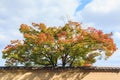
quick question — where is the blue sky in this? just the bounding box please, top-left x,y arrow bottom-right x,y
0,0 -> 120,67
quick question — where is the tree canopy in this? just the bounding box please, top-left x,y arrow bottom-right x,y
2,21 -> 117,67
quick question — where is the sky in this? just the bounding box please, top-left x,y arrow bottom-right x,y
0,0 -> 120,67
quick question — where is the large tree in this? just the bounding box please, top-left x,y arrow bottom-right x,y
2,21 -> 117,67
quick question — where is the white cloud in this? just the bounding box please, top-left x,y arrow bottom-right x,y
0,0 -> 80,40
114,32 -> 120,40
93,49 -> 120,67
85,0 -> 120,14
0,34 -> 6,40
76,0 -> 120,31
0,0 -> 79,26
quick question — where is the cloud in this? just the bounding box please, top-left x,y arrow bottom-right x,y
0,0 -> 79,26
0,0 -> 80,40
84,0 -> 120,14
0,34 -> 6,40
0,0 -> 80,44
76,0 -> 120,32
94,50 -> 120,67
114,32 -> 120,40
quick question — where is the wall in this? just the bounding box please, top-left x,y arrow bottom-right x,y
0,68 -> 120,80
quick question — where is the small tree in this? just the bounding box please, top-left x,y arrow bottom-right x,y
2,21 -> 117,67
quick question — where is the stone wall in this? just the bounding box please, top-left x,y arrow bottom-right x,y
0,67 -> 120,80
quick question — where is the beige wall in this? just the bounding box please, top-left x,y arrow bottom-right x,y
0,69 -> 120,80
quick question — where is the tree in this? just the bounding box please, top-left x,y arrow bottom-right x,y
2,21 -> 117,67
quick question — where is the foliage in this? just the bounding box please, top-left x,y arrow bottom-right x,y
2,21 -> 117,67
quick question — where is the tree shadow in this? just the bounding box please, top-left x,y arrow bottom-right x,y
0,69 -> 90,80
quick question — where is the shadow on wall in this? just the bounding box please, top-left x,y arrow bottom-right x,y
0,70 -> 89,80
